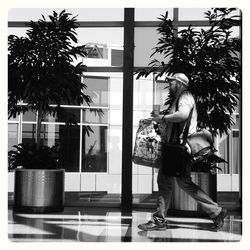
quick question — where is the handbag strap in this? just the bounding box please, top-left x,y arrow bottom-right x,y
169,91 -> 194,144
182,107 -> 193,145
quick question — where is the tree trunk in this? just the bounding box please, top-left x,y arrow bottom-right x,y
36,107 -> 43,150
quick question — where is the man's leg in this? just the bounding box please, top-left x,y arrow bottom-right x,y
176,175 -> 227,230
138,168 -> 174,231
176,175 -> 221,217
152,168 -> 174,221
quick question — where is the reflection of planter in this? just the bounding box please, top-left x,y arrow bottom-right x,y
14,169 -> 65,213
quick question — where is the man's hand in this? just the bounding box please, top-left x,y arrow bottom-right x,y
150,112 -> 163,123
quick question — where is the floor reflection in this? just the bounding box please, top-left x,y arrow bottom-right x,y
8,207 -> 242,242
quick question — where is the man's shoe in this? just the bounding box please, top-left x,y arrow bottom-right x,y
211,209 -> 228,230
138,220 -> 167,231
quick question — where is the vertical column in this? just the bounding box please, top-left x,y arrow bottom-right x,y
121,8 -> 134,209
173,8 -> 179,37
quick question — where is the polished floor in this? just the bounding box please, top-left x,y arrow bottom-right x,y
8,207 -> 242,242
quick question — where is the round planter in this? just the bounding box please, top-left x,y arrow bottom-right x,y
13,168 -> 65,213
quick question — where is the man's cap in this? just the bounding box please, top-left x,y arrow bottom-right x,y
166,73 -> 189,87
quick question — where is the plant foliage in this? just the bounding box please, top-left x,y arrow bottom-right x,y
8,143 -> 59,170
8,10 -> 91,119
8,10 -> 94,169
136,8 -> 241,135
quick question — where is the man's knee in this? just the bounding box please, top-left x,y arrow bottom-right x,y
176,175 -> 192,187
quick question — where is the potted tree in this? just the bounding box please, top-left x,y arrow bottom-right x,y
8,10 -> 92,213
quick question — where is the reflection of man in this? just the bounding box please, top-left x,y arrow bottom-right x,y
138,73 -> 227,231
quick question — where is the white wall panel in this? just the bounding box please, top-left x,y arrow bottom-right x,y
80,174 -> 96,192
8,172 -> 14,192
65,173 -> 80,192
96,174 -> 121,193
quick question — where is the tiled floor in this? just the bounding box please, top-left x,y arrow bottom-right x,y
8,207 -> 242,242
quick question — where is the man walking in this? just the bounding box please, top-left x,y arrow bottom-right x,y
138,73 -> 227,231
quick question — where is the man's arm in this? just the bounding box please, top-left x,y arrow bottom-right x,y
151,105 -> 191,123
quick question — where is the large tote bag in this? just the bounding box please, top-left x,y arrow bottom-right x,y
132,118 -> 167,168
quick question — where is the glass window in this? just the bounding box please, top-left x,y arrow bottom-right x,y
77,28 -> 123,67
9,27 -> 124,68
135,8 -> 173,21
84,77 -> 109,107
8,116 -> 19,121
179,8 -> 241,21
178,26 -> 240,39
232,131 -> 240,174
218,136 -> 230,174
134,27 -> 167,67
22,124 -> 36,145
179,8 -> 212,21
82,126 -> 108,172
156,80 -> 169,109
218,131 -> 240,175
22,110 -> 36,122
178,26 -> 210,33
133,76 -> 154,119
82,109 -> 108,124
77,28 -> 123,46
8,124 -> 19,151
9,8 -> 124,21
43,108 -> 80,123
8,27 -> 28,37
41,124 -> 80,172
233,114 -> 240,129
111,49 -> 123,66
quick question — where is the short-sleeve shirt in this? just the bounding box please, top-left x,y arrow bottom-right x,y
166,91 -> 197,142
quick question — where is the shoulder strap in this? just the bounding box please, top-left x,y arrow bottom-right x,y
182,107 -> 193,145
169,91 -> 194,144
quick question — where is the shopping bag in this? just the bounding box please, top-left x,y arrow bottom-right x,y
132,119 -> 167,168
186,129 -> 227,174
186,129 -> 214,155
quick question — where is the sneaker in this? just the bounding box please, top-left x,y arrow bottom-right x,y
138,220 -> 167,231
211,209 -> 228,230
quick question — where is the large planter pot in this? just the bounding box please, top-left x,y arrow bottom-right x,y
13,168 -> 65,213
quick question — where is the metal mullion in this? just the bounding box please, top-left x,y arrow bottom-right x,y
77,21 -> 124,27
215,135 -> 220,174
8,120 -> 20,124
21,121 -> 37,124
20,114 -> 24,143
8,19 -> 240,29
59,105 -> 82,108
105,76 -> 111,174
8,21 -> 124,28
84,67 -> 123,72
81,106 -> 109,110
17,115 -> 22,144
81,123 -> 108,127
121,8 -> 134,209
173,8 -> 179,37
230,132 -> 234,191
79,109 -> 83,189
40,122 -> 73,126
83,74 -> 110,80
